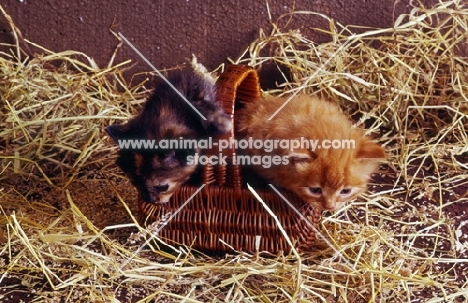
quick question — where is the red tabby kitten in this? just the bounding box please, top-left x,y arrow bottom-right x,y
236,94 -> 385,211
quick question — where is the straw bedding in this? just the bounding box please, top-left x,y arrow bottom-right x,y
1,1 -> 467,302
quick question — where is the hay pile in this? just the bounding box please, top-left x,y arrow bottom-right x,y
1,0 -> 468,302
0,12 -> 150,187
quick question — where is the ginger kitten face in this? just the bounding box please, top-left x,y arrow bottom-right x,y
282,137 -> 385,211
236,94 -> 386,211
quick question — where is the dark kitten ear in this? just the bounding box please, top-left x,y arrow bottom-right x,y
105,124 -> 128,143
203,110 -> 232,135
189,99 -> 232,135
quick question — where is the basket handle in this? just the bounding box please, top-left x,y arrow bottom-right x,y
202,65 -> 261,196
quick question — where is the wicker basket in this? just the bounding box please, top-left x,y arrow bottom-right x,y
139,64 -> 321,253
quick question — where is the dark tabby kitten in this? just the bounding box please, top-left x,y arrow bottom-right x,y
106,70 -> 231,203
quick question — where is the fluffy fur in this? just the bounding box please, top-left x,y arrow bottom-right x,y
236,94 -> 386,211
106,70 -> 232,203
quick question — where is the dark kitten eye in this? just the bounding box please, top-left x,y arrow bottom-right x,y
339,188 -> 352,196
309,187 -> 322,195
153,184 -> 169,193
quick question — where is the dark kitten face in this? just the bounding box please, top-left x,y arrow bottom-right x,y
116,149 -> 197,203
106,70 -> 232,204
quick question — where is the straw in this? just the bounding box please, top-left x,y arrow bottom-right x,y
2,0 -> 468,301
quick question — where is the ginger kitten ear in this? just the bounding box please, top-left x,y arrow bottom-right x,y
356,138 -> 386,160
355,138 -> 386,177
288,150 -> 317,165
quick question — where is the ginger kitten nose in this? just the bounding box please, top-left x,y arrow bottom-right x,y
321,197 -> 337,210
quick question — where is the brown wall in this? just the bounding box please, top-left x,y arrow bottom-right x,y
1,0 -> 437,80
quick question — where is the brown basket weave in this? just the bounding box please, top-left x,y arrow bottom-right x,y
139,64 -> 321,253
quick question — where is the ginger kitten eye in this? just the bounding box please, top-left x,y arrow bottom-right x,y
339,188 -> 352,197
309,187 -> 322,196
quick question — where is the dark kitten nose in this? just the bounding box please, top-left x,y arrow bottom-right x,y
153,184 -> 169,193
